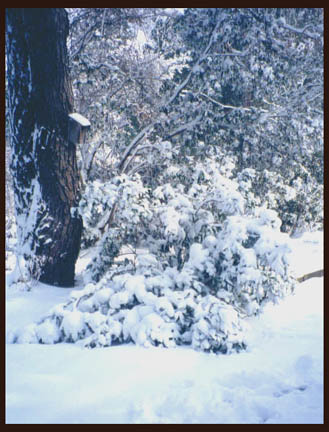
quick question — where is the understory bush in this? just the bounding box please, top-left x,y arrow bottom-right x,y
13,159 -> 296,354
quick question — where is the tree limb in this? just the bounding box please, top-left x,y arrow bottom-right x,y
297,269 -> 323,283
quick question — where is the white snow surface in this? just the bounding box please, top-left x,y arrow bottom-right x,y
69,112 -> 91,127
6,232 -> 323,424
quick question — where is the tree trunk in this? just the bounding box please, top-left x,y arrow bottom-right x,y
6,8 -> 82,287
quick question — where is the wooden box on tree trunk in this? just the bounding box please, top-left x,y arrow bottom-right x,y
68,112 -> 91,145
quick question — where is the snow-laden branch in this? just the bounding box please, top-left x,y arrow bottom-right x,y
247,9 -> 321,41
69,9 -> 186,61
121,135 -> 151,174
122,115 -> 204,174
210,47 -> 250,57
264,89 -> 323,117
277,18 -> 321,41
199,92 -> 269,113
200,92 -> 250,111
129,161 -> 148,176
118,18 -> 221,174
306,93 -> 322,104
263,98 -> 284,110
69,23 -> 99,60
306,106 -> 323,116
164,115 -> 203,140
166,19 -> 220,107
118,122 -> 156,172
81,139 -> 103,181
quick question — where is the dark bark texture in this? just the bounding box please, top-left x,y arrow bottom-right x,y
6,8 -> 82,287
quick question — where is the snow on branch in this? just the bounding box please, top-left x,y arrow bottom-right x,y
166,19 -> 220,106
199,92 -> 269,113
277,18 -> 321,41
118,18 -> 221,173
210,47 -> 250,57
118,122 -> 155,172
164,115 -> 203,140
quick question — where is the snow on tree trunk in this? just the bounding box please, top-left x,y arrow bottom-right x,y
6,8 -> 82,287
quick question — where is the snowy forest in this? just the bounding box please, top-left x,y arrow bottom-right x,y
5,8 -> 323,424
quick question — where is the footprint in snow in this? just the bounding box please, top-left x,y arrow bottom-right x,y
273,385 -> 308,398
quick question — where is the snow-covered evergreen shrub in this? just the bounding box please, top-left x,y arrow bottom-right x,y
84,229 -> 122,282
191,296 -> 246,354
15,159 -> 296,355
79,173 -> 152,281
197,210 -> 295,316
79,173 -> 151,249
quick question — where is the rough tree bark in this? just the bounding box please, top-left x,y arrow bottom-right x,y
6,8 -> 82,287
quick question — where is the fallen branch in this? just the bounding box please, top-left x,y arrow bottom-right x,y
297,269 -> 323,283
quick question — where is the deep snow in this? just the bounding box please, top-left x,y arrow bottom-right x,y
5,231 -> 323,424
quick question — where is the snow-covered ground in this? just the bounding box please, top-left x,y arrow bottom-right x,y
5,232 -> 323,424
